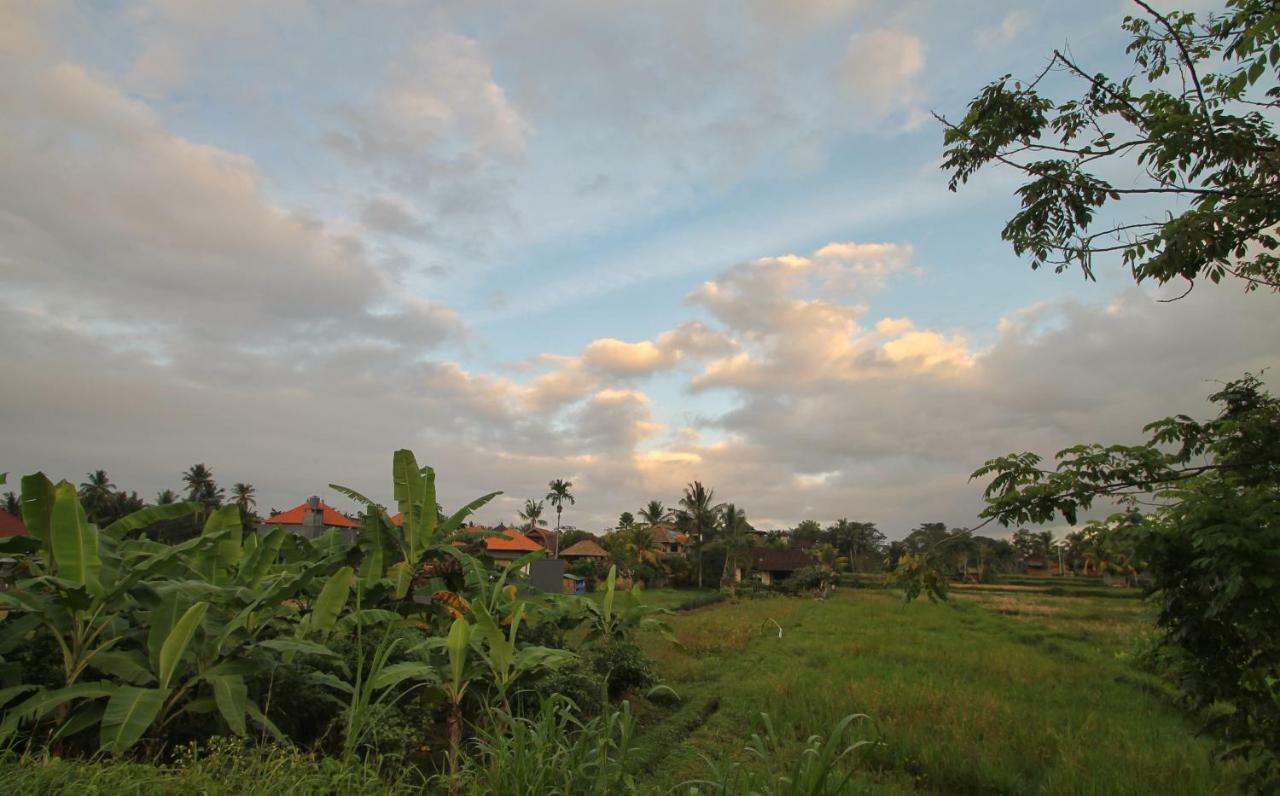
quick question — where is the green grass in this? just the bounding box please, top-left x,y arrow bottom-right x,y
586,587 -> 721,611
630,589 -> 1244,795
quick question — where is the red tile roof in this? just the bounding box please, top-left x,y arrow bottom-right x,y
389,513 -> 403,526
264,501 -> 361,529
0,510 -> 26,538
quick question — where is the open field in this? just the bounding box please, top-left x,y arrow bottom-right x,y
628,587 -> 1244,795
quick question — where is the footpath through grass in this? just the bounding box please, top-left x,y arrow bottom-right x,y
630,588 -> 1244,795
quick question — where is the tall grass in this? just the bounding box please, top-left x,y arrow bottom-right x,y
440,694 -> 638,794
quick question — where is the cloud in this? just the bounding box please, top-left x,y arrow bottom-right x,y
976,10 -> 1030,49
837,29 -> 925,125
328,31 -> 527,168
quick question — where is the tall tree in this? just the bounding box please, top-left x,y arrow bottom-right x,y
182,463 -> 224,515
828,519 -> 884,572
792,519 -> 824,545
718,503 -> 754,590
545,478 -> 575,556
3,491 -> 20,516
677,481 -> 724,590
518,499 -> 544,532
940,0 -> 1280,294
78,470 -> 115,525
616,511 -> 636,531
155,489 -> 178,505
638,500 -> 672,526
231,482 -> 257,512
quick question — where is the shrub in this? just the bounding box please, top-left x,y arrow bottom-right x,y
517,658 -> 605,719
584,639 -> 655,699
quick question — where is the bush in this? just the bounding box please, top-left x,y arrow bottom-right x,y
583,639 -> 656,699
777,566 -> 830,596
518,658 -> 606,719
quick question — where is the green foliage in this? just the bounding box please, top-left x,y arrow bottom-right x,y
941,0 -> 1280,292
687,712 -> 876,796
443,695 -> 637,795
972,375 -> 1280,784
583,639 -> 656,699
887,553 -> 949,603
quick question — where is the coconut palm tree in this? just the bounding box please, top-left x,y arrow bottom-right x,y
155,489 -> 178,505
231,483 -> 256,511
638,500 -> 672,527
718,503 -> 755,590
677,481 -> 724,590
78,470 -> 115,524
812,543 -> 849,598
545,479 -> 575,556
182,463 -> 224,517
518,499 -> 544,532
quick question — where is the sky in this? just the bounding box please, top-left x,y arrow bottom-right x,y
1,0 -> 1275,538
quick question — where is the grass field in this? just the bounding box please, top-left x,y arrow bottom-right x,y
628,586 -> 1244,795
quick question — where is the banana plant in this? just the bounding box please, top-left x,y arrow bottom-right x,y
470,601 -> 574,708
578,566 -> 677,644
329,448 -> 500,600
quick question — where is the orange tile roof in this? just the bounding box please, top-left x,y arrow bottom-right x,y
265,501 -> 361,529
389,513 -> 403,526
0,510 -> 26,538
484,529 -> 543,553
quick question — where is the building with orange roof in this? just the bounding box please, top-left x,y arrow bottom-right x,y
0,510 -> 27,539
263,496 -> 360,543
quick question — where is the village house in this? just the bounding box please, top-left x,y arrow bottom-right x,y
648,523 -> 690,556
734,548 -> 816,586
559,538 -> 608,561
262,496 -> 362,543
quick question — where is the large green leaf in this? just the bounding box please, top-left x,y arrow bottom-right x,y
258,638 -> 340,659
308,566 -> 354,636
0,681 -> 116,741
49,481 -> 102,595
0,613 -> 41,655
238,527 -> 285,588
388,561 -> 415,600
201,506 -> 243,583
19,473 -> 54,545
369,661 -> 437,691
101,502 -> 199,539
326,483 -> 385,513
157,601 -> 209,689
210,675 -> 247,737
146,593 -> 189,675
392,450 -> 424,560
438,491 -> 502,536
446,618 -> 471,694
246,699 -> 288,744
99,686 -> 166,754
357,513 -> 387,590
88,650 -> 155,686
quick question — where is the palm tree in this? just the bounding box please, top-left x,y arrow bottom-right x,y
626,526 -> 663,569
78,470 -> 114,523
829,519 -> 884,573
638,500 -> 672,527
155,489 -> 178,505
231,483 -> 257,511
677,481 -> 724,590
545,479 -> 575,556
518,499 -> 544,532
182,463 -> 224,516
718,503 -> 754,590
